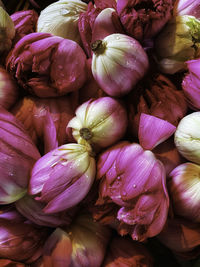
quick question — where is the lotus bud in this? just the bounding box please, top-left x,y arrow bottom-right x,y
173,0 -> 200,19
127,73 -> 187,137
37,0 -> 87,45
182,58 -> 200,110
11,10 -> 38,45
6,32 -> 87,98
29,143 -> 96,213
117,0 -> 173,41
168,162 -> 200,222
94,141 -> 169,241
0,67 -> 18,110
42,213 -> 111,267
11,95 -> 77,154
102,236 -> 154,267
91,8 -> 124,43
91,33 -> 149,97
153,137 -> 185,175
15,194 -> 77,227
158,217 -> 200,259
67,97 -> 128,150
174,112 -> 200,164
0,7 -> 15,53
155,15 -> 200,74
0,215 -> 48,263
0,107 -> 40,204
138,113 -> 176,150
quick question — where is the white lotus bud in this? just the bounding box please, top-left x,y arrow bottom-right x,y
37,0 -> 87,45
174,112 -> 200,164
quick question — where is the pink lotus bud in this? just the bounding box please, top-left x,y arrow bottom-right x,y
6,32 -> 87,98
153,137 -> 185,175
0,107 -> 40,204
173,0 -> 200,19
67,97 -> 127,150
0,214 -> 48,263
182,59 -> 200,110
102,236 -> 154,267
91,8 -> 124,43
11,10 -> 38,45
158,217 -> 200,260
11,95 -> 77,154
127,74 -> 187,137
42,213 -> 111,267
139,113 -> 176,150
91,33 -> 149,97
117,0 -> 173,41
0,67 -> 18,110
78,1 -> 120,57
95,141 -> 169,241
168,162 -> 200,222
15,194 -> 77,227
29,143 -> 96,213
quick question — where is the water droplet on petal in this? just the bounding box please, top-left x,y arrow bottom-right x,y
122,191 -> 127,196
133,184 -> 137,188
117,176 -> 121,181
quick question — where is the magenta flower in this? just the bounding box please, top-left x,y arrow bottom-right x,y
29,143 -> 96,214
158,217 -> 200,260
94,141 -> 169,241
15,194 -> 78,227
41,213 -> 111,267
6,32 -> 87,98
11,10 -> 38,45
0,107 -> 40,204
11,94 -> 78,154
102,236 -> 154,267
182,59 -> 200,110
0,207 -> 48,263
117,0 -> 173,41
127,74 -> 187,137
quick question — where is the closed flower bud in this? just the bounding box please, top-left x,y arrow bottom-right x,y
11,95 -> 77,154
37,0 -> 87,45
11,10 -> 38,45
94,141 -> 169,241
0,67 -> 18,110
182,58 -> 200,110
29,143 -> 96,213
15,194 -> 77,227
174,112 -> 200,164
155,15 -> 200,74
117,0 -> 173,41
0,7 -> 15,53
0,107 -> 40,204
102,236 -> 154,267
127,74 -> 187,137
158,217 -> 200,259
0,214 -> 48,263
67,97 -> 127,150
42,213 -> 111,267
173,0 -> 200,19
6,32 -> 87,98
168,162 -> 200,222
91,33 -> 149,97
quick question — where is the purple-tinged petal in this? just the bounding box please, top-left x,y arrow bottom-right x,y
138,113 -> 176,150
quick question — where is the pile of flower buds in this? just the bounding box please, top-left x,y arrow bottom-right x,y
1,0 -> 200,266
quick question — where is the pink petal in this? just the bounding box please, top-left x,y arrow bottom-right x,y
139,113 -> 176,150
